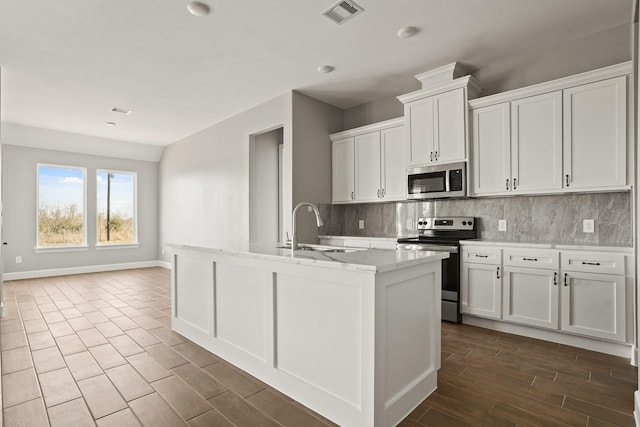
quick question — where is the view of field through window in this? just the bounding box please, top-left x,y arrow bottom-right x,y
97,170 -> 136,244
38,165 -> 86,246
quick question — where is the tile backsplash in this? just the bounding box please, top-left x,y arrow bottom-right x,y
319,192 -> 632,246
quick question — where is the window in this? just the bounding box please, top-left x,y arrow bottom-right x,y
37,164 -> 87,248
97,170 -> 137,245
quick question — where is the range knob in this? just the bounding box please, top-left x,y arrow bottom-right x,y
468,221 -> 473,226
462,221 -> 467,225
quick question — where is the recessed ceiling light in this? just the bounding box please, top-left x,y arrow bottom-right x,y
397,26 -> 419,38
106,122 -> 117,126
111,106 -> 132,115
187,2 -> 211,16
317,65 -> 335,74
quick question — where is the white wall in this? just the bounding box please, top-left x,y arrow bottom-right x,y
250,128 -> 282,242
159,93 -> 292,259
2,144 -> 159,274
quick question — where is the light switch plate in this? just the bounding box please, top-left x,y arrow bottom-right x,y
498,219 -> 507,232
15,256 -> 22,264
583,219 -> 595,233
358,219 -> 365,229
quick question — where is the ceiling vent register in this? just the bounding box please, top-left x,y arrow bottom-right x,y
322,0 -> 363,25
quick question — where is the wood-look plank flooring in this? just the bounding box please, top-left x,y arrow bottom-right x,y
0,267 -> 636,426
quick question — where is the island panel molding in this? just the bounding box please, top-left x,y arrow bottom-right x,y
169,243 -> 447,427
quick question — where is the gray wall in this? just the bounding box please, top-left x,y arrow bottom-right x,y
343,24 -> 632,129
2,144 -> 159,273
319,192 -> 632,247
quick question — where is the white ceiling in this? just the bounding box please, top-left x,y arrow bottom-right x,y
0,0 -> 634,147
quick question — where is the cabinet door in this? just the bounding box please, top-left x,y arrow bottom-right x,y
331,137 -> 355,203
381,125 -> 407,200
461,263 -> 502,319
511,92 -> 562,192
560,271 -> 626,342
433,88 -> 466,163
354,131 -> 382,202
503,267 -> 559,330
471,103 -> 511,195
563,76 -> 627,189
405,96 -> 434,165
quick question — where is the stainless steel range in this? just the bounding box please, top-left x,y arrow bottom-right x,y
397,217 -> 477,323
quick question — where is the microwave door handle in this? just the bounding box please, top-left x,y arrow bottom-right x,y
445,169 -> 451,192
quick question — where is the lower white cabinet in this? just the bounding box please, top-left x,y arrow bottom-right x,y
560,271 -> 626,342
503,266 -> 559,329
461,261 -> 502,319
461,243 -> 631,344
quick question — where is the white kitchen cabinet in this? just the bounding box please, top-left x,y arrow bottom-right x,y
502,249 -> 560,330
355,132 -> 382,202
461,246 -> 502,319
471,91 -> 562,195
331,137 -> 355,203
563,76 -> 627,190
405,88 -> 466,166
560,271 -> 626,342
331,118 -> 406,204
471,103 -> 511,195
381,125 -> 408,200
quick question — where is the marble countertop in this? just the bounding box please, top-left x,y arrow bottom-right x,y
167,241 -> 449,273
460,239 -> 634,253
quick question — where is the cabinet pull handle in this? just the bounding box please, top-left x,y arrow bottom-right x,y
377,189 -> 380,198
513,178 -> 517,190
523,257 -> 538,262
565,174 -> 570,187
563,273 -> 568,286
553,272 -> 557,286
382,188 -> 385,197
475,254 -> 488,258
351,191 -> 354,200
430,151 -> 434,162
496,266 -> 500,279
506,179 -> 510,190
435,151 -> 439,160
582,261 -> 601,266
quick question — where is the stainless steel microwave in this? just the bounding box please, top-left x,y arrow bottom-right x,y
407,161 -> 466,199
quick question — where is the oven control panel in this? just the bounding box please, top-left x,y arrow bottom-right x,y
417,217 -> 475,231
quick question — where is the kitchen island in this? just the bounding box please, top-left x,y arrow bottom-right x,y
168,241 -> 448,427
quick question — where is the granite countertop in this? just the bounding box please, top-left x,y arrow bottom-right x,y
167,241 -> 449,273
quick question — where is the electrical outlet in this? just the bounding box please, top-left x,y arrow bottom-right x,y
583,219 -> 595,233
498,219 -> 507,232
15,256 -> 22,264
358,219 -> 365,229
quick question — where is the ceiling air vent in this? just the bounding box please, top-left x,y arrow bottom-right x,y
322,0 -> 363,25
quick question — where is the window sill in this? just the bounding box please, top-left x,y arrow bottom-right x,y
34,245 -> 89,254
95,243 -> 140,250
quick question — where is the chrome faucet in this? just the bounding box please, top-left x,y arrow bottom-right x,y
291,202 -> 324,250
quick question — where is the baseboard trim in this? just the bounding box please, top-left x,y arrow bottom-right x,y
3,260 -> 170,281
462,315 -> 634,360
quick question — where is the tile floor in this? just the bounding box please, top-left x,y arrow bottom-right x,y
1,267 -> 637,426
1,268 -> 336,426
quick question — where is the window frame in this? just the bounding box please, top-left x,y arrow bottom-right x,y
95,168 -> 139,247
35,163 -> 88,251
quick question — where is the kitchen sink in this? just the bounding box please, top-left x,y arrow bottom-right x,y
277,243 -> 365,253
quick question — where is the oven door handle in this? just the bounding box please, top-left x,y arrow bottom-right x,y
396,244 -> 458,253
445,169 -> 451,193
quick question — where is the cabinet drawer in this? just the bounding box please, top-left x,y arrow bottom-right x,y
561,251 -> 625,275
503,249 -> 559,270
461,247 -> 501,264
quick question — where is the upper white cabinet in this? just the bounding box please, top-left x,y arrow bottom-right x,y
472,92 -> 562,195
331,137 -> 355,203
404,88 -> 466,165
398,63 -> 482,167
331,118 -> 406,204
469,62 -> 632,196
563,76 -> 627,189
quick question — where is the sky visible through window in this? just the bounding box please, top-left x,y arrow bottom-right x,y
97,171 -> 135,244
38,166 -> 84,211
